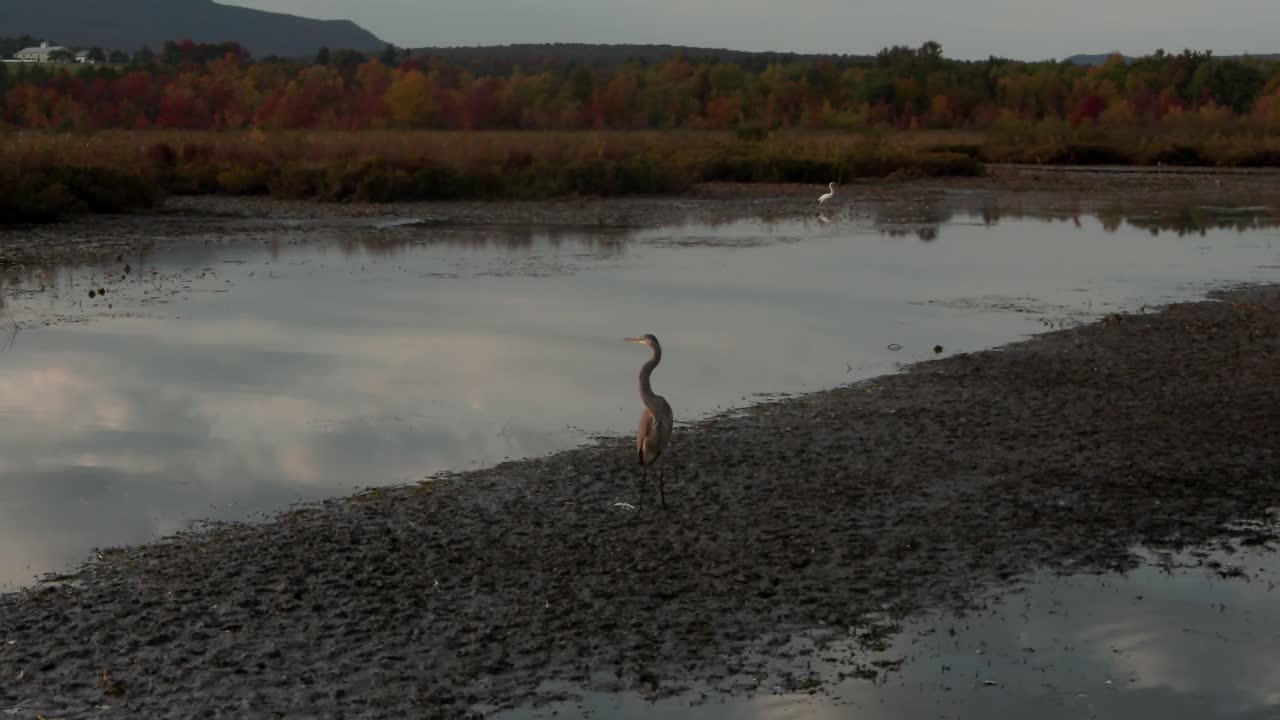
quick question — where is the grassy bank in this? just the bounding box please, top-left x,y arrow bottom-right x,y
982,118 -> 1280,166
1,129 -> 979,223
0,163 -> 163,223
3,125 -> 1280,224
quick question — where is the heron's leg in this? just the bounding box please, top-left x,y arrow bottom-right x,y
658,454 -> 666,508
638,463 -> 647,507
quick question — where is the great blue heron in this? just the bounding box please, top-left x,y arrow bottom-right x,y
818,182 -> 836,204
625,334 -> 673,507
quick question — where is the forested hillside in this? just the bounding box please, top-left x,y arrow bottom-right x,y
3,40 -> 1279,131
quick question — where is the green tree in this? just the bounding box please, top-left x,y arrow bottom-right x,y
568,65 -> 594,105
315,46 -> 331,66
0,35 -> 41,59
1188,59 -> 1267,112
379,43 -> 399,68
329,49 -> 366,78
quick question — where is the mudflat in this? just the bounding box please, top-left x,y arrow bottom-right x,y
2,276 -> 1277,718
6,164 -> 1280,273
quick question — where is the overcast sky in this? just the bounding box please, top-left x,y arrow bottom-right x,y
221,0 -> 1280,61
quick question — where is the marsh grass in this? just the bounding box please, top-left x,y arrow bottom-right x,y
980,116 -> 1280,166
3,124 -> 1279,223
0,129 -> 980,220
0,163 -> 162,224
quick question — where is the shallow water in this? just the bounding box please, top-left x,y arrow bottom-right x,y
494,544 -> 1280,719
0,202 -> 1278,588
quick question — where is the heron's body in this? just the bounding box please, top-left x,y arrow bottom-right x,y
637,397 -> 673,467
626,334 -> 674,507
818,182 -> 836,204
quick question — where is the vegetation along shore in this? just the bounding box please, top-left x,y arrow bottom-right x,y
3,40 -> 1280,222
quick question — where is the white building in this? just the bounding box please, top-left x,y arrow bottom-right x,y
14,41 -> 71,63
74,50 -> 96,64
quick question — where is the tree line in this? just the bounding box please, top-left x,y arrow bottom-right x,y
3,39 -> 1279,131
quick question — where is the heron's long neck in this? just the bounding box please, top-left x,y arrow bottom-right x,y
638,345 -> 662,408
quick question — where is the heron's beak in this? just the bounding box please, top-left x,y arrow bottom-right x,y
623,337 -> 644,344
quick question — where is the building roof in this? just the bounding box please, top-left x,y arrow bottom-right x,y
16,45 -> 68,54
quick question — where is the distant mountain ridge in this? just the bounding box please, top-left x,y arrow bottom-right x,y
0,0 -> 387,58
409,45 -> 1280,70
1063,53 -> 1129,66
407,42 -> 877,69
1064,52 -> 1280,65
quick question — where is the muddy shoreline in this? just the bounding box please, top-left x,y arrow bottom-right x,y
5,165 -> 1280,274
2,278 -> 1278,718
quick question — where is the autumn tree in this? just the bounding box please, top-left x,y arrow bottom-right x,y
385,68 -> 435,126
349,59 -> 390,128
1,40 -> 1279,133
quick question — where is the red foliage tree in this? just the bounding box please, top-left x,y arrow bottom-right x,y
1070,94 -> 1105,125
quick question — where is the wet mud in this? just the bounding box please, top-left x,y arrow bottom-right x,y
2,281 -> 1278,718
